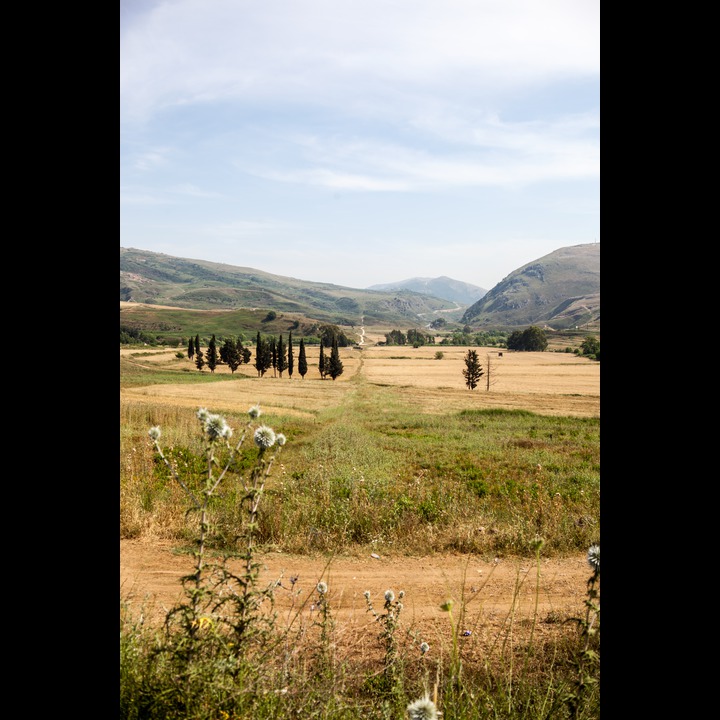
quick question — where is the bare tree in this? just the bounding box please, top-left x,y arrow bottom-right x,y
485,353 -> 500,391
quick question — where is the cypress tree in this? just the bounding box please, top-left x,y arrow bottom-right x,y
222,337 -> 241,373
271,337 -> 277,377
187,337 -> 195,361
318,340 -> 326,379
298,338 -> 308,379
255,332 -> 265,376
206,334 -> 218,373
195,347 -> 205,372
287,332 -> 294,378
194,334 -> 200,356
277,335 -> 287,377
328,337 -> 344,380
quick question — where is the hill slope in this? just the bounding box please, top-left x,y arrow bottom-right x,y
120,247 -> 459,326
461,244 -> 600,330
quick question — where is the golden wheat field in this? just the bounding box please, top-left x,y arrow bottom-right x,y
120,340 -> 599,418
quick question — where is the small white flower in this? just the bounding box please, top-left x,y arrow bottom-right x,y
248,404 -> 262,419
363,590 -> 371,600
587,544 -> 600,573
407,695 -> 439,720
317,582 -> 328,595
420,642 -> 430,654
254,425 -> 276,449
276,433 -> 287,446
196,408 -> 210,423
148,426 -> 161,441
384,589 -> 395,603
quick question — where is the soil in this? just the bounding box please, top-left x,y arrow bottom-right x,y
120,540 -> 593,654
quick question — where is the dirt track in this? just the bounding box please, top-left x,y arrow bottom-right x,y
121,540 -> 593,653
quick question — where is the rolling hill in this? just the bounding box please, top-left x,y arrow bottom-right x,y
461,243 -> 599,330
120,243 -> 599,334
120,247 -> 461,327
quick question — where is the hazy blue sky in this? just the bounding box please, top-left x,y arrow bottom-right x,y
120,0 -> 599,291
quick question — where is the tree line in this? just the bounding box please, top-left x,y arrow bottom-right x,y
186,332 -> 344,380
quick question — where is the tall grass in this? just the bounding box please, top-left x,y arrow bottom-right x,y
120,406 -> 600,719
121,398 -> 599,555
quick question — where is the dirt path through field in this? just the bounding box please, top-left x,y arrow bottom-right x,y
121,540 -> 592,653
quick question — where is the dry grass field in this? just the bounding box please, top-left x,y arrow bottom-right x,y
120,340 -> 599,419
121,338 -> 600,667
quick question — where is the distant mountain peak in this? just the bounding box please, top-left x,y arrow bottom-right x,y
366,277 -> 487,306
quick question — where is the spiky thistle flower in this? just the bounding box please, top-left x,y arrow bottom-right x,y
204,413 -> 232,441
587,544 -> 600,574
420,642 -> 430,654
407,695 -> 439,720
384,589 -> 395,603
317,582 -> 328,595
254,425 -> 276,449
248,404 -> 262,419
148,426 -> 161,441
276,433 -> 287,446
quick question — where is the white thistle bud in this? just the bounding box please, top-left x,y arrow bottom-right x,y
254,425 -> 276,449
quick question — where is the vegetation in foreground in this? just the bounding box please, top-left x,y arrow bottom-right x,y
120,407 -> 600,720
121,390 -> 599,555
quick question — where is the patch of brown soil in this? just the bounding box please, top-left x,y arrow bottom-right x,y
121,540 -> 592,654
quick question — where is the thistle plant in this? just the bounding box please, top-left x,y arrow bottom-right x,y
148,404 -> 286,671
406,694 -> 440,720
566,543 -> 600,718
309,580 -> 338,678
364,588 -> 407,706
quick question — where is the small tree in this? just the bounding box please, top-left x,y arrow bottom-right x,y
194,334 -> 200,357
385,329 -> 406,346
187,337 -> 195,361
206,335 -> 218,373
581,336 -> 600,357
195,347 -> 205,372
328,337 -> 344,380
298,338 -> 308,379
507,326 -> 548,352
463,349 -> 484,390
241,345 -> 252,364
221,337 -> 241,373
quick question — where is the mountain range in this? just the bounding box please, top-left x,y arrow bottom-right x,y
120,243 -> 599,330
366,277 -> 486,306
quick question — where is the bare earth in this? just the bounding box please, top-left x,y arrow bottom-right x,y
120,541 -> 592,654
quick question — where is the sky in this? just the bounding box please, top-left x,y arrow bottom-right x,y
120,0 -> 599,291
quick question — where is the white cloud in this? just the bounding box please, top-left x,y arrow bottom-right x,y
120,0 -> 599,124
120,0 -> 600,290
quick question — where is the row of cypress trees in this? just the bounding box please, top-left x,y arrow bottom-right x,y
186,332 -> 344,380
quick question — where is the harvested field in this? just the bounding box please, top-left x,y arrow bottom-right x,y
120,342 -> 599,418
